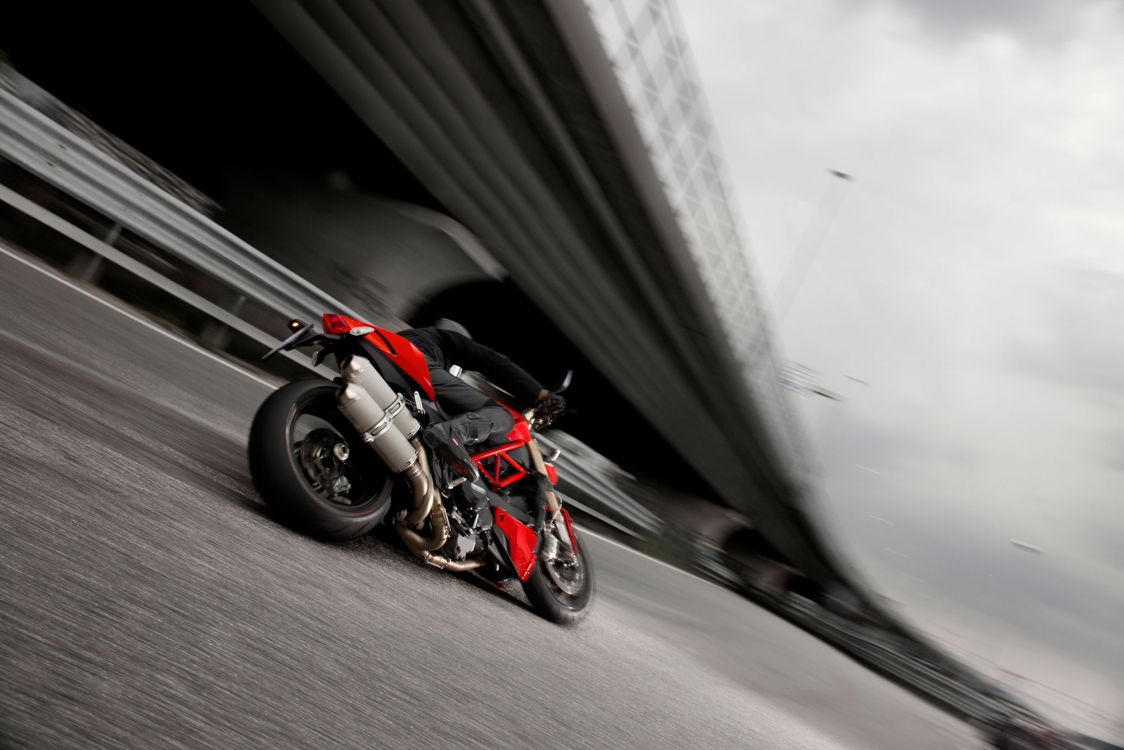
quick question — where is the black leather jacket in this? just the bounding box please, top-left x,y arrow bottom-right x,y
398,327 -> 544,408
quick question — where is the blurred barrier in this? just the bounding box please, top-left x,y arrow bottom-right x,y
537,431 -> 664,538
0,74 -> 359,329
775,594 -> 1039,727
0,182 -> 334,379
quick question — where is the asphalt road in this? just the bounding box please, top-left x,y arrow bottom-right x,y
0,245 -> 979,749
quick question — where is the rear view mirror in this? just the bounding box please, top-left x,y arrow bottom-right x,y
555,370 -> 573,393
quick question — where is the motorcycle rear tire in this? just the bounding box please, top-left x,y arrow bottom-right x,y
523,526 -> 594,625
248,380 -> 393,541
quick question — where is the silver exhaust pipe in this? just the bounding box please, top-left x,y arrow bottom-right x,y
337,384 -> 418,472
400,441 -> 437,527
395,441 -> 485,572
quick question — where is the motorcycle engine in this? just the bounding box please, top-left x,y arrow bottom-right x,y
459,482 -> 495,531
446,529 -> 479,561
443,485 -> 492,561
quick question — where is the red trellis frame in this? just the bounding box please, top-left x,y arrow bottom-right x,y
470,442 -> 529,490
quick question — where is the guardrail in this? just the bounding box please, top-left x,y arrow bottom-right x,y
777,594 -> 1015,723
0,182 -> 336,379
0,76 -> 361,327
537,431 -> 664,538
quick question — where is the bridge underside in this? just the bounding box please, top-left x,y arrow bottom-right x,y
251,0 -> 844,581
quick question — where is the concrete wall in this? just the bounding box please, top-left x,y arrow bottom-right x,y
218,170 -> 504,327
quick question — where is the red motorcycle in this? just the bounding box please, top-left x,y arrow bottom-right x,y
248,313 -> 593,624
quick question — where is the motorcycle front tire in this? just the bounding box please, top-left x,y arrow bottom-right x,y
523,526 -> 595,625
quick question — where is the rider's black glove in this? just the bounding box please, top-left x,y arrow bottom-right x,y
538,392 -> 566,413
531,392 -> 567,429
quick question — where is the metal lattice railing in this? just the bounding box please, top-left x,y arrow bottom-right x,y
583,0 -> 813,478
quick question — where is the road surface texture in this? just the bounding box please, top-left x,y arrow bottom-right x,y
0,245 -> 979,749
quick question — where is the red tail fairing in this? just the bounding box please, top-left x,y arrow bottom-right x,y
321,314 -> 435,400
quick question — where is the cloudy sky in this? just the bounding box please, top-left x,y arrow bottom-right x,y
676,0 -> 1124,737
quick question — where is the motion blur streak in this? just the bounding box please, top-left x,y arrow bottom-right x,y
0,245 -> 973,748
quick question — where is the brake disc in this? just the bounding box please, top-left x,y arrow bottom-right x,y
543,530 -> 585,596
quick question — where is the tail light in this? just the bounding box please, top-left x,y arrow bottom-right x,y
323,313 -> 352,334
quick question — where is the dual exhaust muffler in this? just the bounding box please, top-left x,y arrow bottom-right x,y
336,356 -> 420,470
335,356 -> 483,572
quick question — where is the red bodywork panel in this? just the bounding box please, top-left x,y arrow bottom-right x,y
321,314 -> 435,400
493,508 -> 538,582
544,463 -> 558,485
501,405 -> 531,443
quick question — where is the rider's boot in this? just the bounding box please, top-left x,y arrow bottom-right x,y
423,412 -> 492,482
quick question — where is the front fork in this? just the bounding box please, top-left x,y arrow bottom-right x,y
523,435 -> 579,558
524,437 -> 562,522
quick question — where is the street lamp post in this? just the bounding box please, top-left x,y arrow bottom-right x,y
772,168 -> 854,324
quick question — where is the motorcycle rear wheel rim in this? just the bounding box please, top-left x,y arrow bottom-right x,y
287,396 -> 389,511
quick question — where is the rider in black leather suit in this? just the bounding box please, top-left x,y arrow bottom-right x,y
398,319 -> 563,479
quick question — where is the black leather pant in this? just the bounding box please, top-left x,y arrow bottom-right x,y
428,367 -> 514,446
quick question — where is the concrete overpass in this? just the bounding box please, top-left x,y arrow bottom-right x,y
247,0 -> 842,581
0,0 -> 850,587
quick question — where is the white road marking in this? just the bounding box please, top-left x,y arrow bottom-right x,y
0,242 -> 278,390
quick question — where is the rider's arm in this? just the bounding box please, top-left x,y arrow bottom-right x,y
437,331 -> 545,408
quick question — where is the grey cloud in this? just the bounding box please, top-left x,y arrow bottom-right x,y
1107,444 -> 1124,477
814,413 -> 928,471
882,0 -> 1110,45
1005,269 -> 1124,395
1084,515 -> 1124,571
818,443 -> 1124,680
856,511 -> 1124,678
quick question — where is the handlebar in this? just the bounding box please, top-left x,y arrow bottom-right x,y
528,397 -> 568,431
